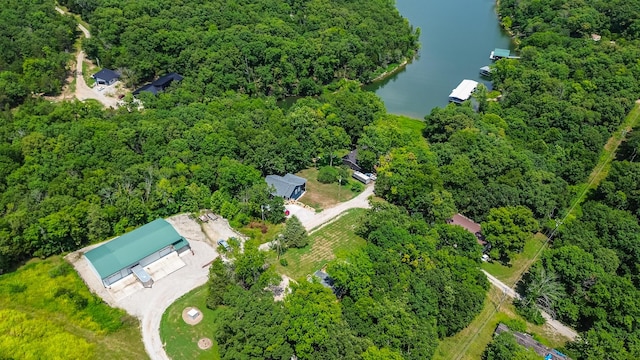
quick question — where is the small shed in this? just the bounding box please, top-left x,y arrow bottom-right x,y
313,270 -> 335,290
265,173 -> 306,200
92,69 -> 120,85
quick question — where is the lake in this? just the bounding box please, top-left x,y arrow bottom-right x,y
363,0 -> 514,119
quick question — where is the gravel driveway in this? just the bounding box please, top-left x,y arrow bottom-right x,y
287,184 -> 375,231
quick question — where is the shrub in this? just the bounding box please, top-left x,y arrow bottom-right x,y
48,263 -> 72,278
514,300 -> 545,325
317,166 -> 339,183
503,318 -> 527,332
280,258 -> 289,267
350,181 -> 364,193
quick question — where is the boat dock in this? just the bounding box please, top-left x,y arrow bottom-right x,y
449,79 -> 478,104
490,48 -> 520,60
480,66 -> 492,77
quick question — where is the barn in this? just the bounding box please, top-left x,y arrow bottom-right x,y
84,219 -> 190,287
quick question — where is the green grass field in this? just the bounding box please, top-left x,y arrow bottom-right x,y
392,113 -> 426,132
481,233 -> 547,287
160,286 -> 222,360
296,168 -> 361,211
0,257 -> 147,359
273,208 -> 367,280
433,286 -> 569,360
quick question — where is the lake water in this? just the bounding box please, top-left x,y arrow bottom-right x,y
364,0 -> 514,119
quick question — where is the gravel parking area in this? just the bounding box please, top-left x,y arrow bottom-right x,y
66,213 -> 232,360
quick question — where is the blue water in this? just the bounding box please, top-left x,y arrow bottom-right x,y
364,0 -> 514,118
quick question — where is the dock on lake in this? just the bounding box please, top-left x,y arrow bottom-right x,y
490,48 -> 520,60
449,79 -> 478,104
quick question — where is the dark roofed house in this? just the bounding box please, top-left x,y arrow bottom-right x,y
342,149 -> 361,172
152,72 -> 183,89
448,213 -> 489,250
84,218 -> 189,287
132,83 -> 160,96
92,69 -> 120,85
265,173 -> 306,200
133,72 -> 183,96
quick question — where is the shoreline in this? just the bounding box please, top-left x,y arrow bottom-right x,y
368,53 -> 415,83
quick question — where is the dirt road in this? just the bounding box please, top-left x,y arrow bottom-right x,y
481,270 -> 578,341
55,6 -> 119,108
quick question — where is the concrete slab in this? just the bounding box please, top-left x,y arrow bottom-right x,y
108,274 -> 143,302
144,252 -> 186,280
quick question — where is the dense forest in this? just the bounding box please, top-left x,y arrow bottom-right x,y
3,0 -> 640,358
59,0 -> 419,98
0,0 -> 77,107
0,83 -> 385,271
205,202 -> 487,359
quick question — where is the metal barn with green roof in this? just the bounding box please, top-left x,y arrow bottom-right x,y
84,218 -> 189,287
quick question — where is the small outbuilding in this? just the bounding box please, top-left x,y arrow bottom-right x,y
352,171 -> 371,184
265,173 -> 306,200
84,218 -> 190,287
92,69 -> 120,85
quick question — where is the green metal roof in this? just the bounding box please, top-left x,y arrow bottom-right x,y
493,48 -> 511,57
84,218 -> 187,279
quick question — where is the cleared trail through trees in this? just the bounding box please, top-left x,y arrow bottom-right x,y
456,102 -> 640,360
482,270 -> 578,340
54,6 -> 119,108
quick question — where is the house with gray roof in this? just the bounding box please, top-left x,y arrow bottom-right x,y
265,173 -> 306,200
92,69 -> 120,85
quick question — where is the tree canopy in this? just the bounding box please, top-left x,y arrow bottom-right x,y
0,0 -> 76,107
60,0 -> 419,98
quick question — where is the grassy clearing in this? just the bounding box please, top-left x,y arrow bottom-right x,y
273,208 -> 366,280
0,256 -> 146,359
481,233 -> 547,287
434,286 -> 569,360
392,113 -> 426,133
160,286 -> 222,360
296,168 -> 361,211
239,221 -> 284,246
84,60 -> 98,87
589,102 -> 640,187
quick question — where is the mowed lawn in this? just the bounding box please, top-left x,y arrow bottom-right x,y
481,232 -> 547,287
274,208 -> 367,280
160,286 -> 222,360
296,168 -> 361,211
434,286 -> 570,360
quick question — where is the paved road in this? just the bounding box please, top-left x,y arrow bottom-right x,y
55,6 -> 119,108
481,270 -> 578,341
